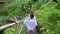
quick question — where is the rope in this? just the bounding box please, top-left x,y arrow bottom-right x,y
18,17 -> 26,34
18,25 -> 24,34
13,16 -> 26,34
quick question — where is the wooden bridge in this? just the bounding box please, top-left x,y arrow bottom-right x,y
0,16 -> 24,34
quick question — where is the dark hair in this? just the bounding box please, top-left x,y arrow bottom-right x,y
30,10 -> 34,19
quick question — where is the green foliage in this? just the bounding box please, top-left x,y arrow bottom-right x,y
48,13 -> 60,22
56,4 -> 60,9
0,17 -> 7,26
35,0 -> 60,34
0,11 -> 8,16
0,2 -> 4,4
55,0 -> 60,9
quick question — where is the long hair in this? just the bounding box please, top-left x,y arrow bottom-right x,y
30,10 -> 34,19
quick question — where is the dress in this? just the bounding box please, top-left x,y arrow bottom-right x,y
24,16 -> 37,34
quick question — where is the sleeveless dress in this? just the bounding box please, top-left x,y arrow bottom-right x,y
24,16 -> 37,34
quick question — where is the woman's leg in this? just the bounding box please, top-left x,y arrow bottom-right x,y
26,30 -> 29,34
29,29 -> 37,34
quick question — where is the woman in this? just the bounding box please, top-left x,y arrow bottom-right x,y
24,10 -> 38,34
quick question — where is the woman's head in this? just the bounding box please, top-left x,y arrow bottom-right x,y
30,10 -> 34,19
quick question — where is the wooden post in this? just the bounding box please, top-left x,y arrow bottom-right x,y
13,16 -> 19,34
0,22 -> 16,31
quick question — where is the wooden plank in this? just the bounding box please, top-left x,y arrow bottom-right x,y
0,21 -> 22,31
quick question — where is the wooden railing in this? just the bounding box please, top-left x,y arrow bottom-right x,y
0,16 -> 23,31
